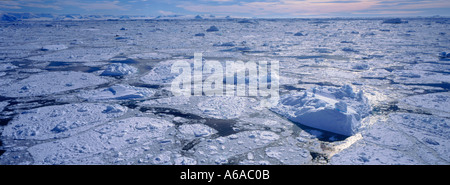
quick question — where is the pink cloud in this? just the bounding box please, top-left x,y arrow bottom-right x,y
180,0 -> 379,16
61,0 -> 128,11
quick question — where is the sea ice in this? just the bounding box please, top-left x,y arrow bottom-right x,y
193,130 -> 280,164
27,117 -> 174,164
330,112 -> 450,164
382,18 -> 407,24
177,124 -> 217,140
41,44 -> 68,51
197,96 -> 249,119
2,103 -> 127,140
399,92 -> 450,116
174,156 -> 197,165
100,63 -> 138,76
271,85 -> 370,136
27,47 -> 120,62
0,101 -> 8,112
0,71 -> 108,97
265,145 -> 311,165
206,26 -> 219,32
0,63 -> 18,71
293,32 -> 305,36
79,84 -> 155,101
129,52 -> 171,60
141,60 -> 183,85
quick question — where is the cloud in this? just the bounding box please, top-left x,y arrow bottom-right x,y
352,10 -> 423,15
158,10 -> 176,15
0,0 -> 62,10
180,0 -> 378,16
60,0 -> 128,11
0,1 -> 22,10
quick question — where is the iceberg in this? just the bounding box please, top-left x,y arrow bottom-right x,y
206,26 -> 219,32
271,85 -> 370,136
79,84 -> 155,101
294,32 -> 305,36
101,63 -> 137,76
382,18 -> 407,24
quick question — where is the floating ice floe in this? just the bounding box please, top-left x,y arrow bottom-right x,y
399,92 -> 450,116
193,130 -> 280,164
101,63 -> 137,76
382,18 -> 408,24
197,96 -> 249,119
352,63 -> 369,70
237,19 -> 255,24
331,113 -> 450,164
129,52 -> 171,60
213,42 -> 236,47
79,84 -> 155,101
27,47 -> 120,62
2,103 -> 126,140
265,145 -> 311,165
0,101 -> 8,112
294,32 -> 306,36
141,60 -> 184,85
0,71 -> 108,97
271,85 -> 370,136
177,124 -> 217,140
206,26 -> 219,32
41,44 -> 68,51
27,117 -> 174,164
0,63 -> 17,71
174,156 -> 197,165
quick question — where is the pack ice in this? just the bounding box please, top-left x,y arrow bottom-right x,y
3,103 -> 126,140
0,71 -> 107,97
271,85 -> 370,136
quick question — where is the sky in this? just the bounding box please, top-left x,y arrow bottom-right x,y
1,0 -> 450,18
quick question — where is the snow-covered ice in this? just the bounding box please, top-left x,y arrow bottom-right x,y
79,84 -> 155,101
101,63 -> 137,76
41,44 -> 68,51
177,124 -> 217,140
197,96 -> 249,119
27,117 -> 174,164
3,103 -> 126,140
0,71 -> 107,97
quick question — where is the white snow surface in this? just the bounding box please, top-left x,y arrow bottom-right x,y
197,96 -> 249,119
0,71 -> 108,97
79,84 -> 155,101
27,117 -> 174,164
3,103 -> 127,140
193,130 -> 280,164
41,44 -> 68,51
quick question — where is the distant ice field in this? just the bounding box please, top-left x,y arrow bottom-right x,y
0,18 -> 449,165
